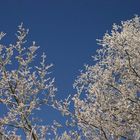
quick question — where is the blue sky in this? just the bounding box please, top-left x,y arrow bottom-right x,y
0,0 -> 140,99
0,0 -> 140,137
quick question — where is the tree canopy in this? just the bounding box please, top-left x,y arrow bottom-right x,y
73,16 -> 140,140
0,16 -> 140,140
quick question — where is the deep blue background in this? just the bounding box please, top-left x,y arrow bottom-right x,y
0,0 -> 140,138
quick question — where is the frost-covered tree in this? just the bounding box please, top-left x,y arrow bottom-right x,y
1,16 -> 140,140
0,23 -> 81,140
73,16 -> 140,140
0,24 -> 58,140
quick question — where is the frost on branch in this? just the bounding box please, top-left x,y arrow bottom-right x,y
0,23 -> 57,140
74,16 -> 140,140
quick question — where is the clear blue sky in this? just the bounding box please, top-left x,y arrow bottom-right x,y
0,0 -> 140,137
0,0 -> 140,98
